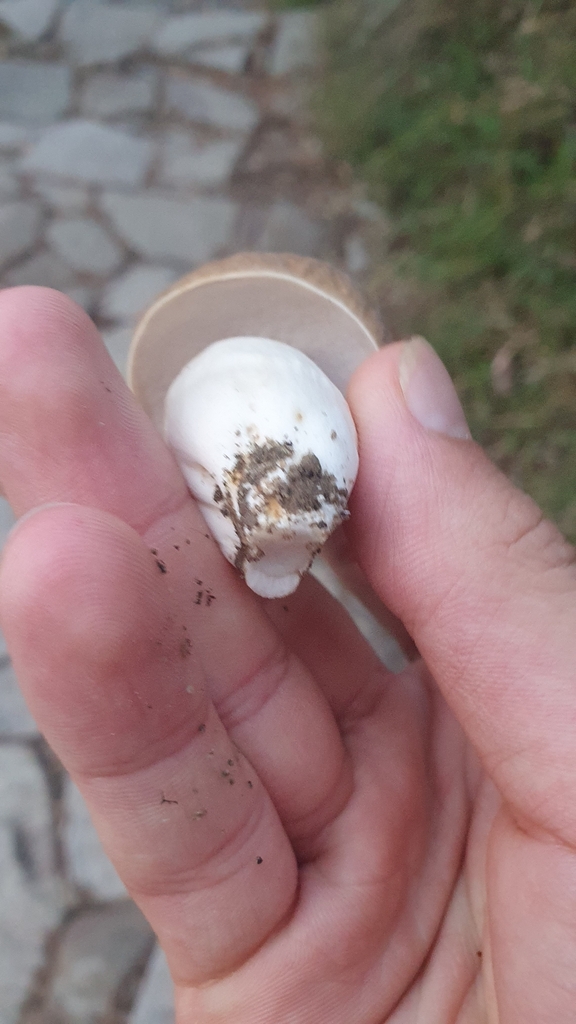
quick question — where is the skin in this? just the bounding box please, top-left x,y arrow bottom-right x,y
1,287 -> 575,1023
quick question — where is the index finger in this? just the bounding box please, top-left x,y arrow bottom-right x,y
0,286 -> 188,524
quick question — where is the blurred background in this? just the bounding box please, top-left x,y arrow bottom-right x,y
307,0 -> 576,543
0,0 -> 574,1022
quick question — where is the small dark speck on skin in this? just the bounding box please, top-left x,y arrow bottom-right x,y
247,780 -> 253,788
283,605 -> 289,612
151,549 -> 158,556
146,704 -> 153,710
221,770 -> 231,778
257,857 -> 263,865
156,559 -> 167,574
198,723 -> 206,733
195,580 -> 203,586
227,759 -> 234,767
161,793 -> 178,806
174,545 -> 180,551
331,430 -> 337,440
180,637 -> 192,658
229,778 -> 235,785
205,534 -> 210,540
477,951 -> 482,959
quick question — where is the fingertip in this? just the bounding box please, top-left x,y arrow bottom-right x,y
0,284 -> 91,321
0,285 -> 99,355
348,341 -> 405,421
0,281 -> 187,525
347,340 -> 434,578
0,501 -> 70,602
0,501 -> 205,777
0,502 -> 152,672
346,334 -> 576,646
0,503 -> 85,677
349,337 -> 472,444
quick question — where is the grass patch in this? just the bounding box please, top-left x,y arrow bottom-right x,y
311,0 -> 576,540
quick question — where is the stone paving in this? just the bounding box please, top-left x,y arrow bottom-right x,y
0,2 -> 395,1021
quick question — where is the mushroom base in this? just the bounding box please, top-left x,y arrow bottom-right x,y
196,491 -> 341,598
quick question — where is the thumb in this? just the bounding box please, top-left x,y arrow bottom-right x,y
348,338 -> 576,842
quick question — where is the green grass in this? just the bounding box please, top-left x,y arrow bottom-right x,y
302,0 -> 576,539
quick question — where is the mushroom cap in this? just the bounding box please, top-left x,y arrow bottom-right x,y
128,252 -> 382,431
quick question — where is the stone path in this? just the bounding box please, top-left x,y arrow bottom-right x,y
0,2 -> 393,1021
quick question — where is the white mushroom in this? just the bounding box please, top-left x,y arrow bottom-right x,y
128,252 -> 381,598
164,336 -> 359,598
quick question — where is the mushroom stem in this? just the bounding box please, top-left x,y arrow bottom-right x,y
164,336 -> 359,598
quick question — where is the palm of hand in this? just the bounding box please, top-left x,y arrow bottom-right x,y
1,289 -> 575,1024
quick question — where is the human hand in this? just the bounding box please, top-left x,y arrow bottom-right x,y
1,288 -> 575,1023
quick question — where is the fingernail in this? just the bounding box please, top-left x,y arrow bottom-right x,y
399,337 -> 471,440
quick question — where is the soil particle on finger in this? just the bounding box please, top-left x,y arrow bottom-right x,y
179,637 -> 192,658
